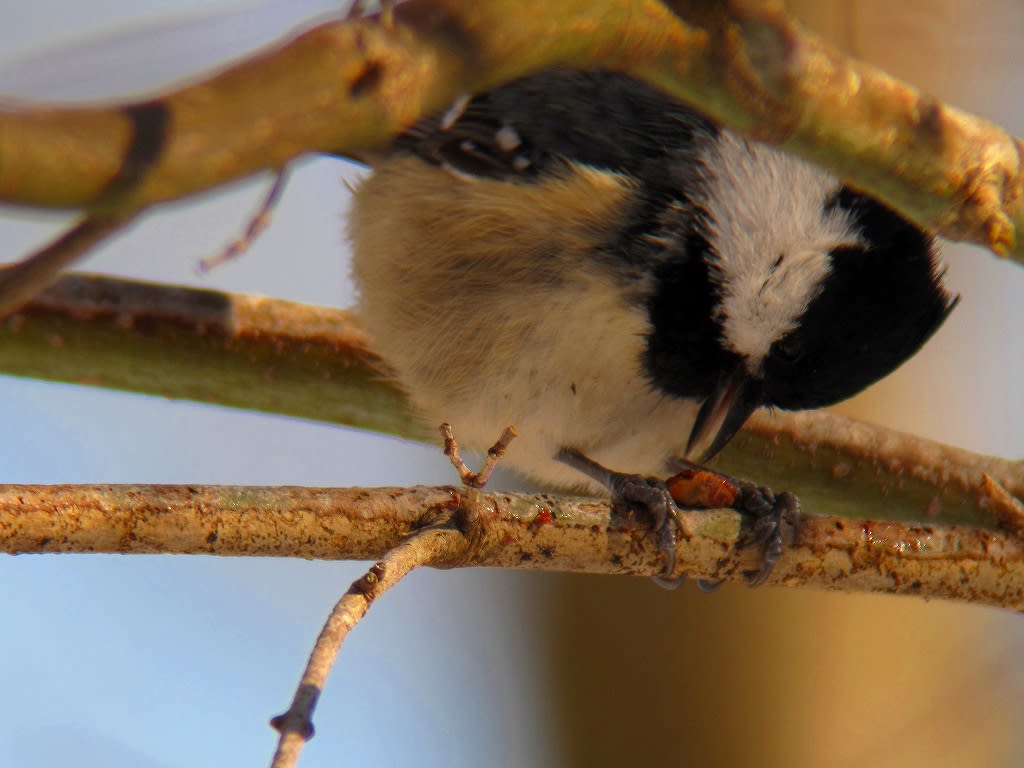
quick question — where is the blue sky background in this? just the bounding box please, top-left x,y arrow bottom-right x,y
3,2 -> 1024,767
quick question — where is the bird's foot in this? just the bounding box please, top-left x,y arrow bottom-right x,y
557,448 -> 685,588
558,449 -> 798,588
667,461 -> 799,587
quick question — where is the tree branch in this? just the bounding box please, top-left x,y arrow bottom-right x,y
0,271 -> 420,439
3,271 -> 1021,535
0,214 -> 135,317
3,8 -> 1021,763
268,522 -> 468,768
1,0 -> 1021,262
1,481 -> 1022,610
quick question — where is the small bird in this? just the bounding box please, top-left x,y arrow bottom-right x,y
348,69 -> 956,578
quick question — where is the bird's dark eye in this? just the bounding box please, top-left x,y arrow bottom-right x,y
774,335 -> 804,364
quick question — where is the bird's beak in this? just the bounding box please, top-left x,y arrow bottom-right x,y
685,363 -> 763,463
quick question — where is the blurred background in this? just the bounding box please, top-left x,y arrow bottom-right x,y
1,1 -> 1023,766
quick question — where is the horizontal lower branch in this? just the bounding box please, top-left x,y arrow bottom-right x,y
2,272 -> 1021,534
3,483 -> 1021,611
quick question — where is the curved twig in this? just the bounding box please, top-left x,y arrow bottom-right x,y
268,521 -> 469,768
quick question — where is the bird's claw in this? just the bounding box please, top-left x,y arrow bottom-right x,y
607,471 -> 684,587
665,464 -> 799,588
731,484 -> 798,587
556,447 -> 798,589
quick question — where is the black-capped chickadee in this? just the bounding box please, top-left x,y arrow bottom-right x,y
349,70 -> 956,578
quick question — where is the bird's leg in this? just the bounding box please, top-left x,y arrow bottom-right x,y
556,447 -> 685,589
666,459 -> 799,588
557,449 -> 798,589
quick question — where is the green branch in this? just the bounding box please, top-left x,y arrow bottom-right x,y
3,272 -> 1020,535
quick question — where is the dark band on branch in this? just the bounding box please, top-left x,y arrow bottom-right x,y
100,101 -> 171,202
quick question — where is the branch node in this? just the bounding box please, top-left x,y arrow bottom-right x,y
352,563 -> 384,596
270,685 -> 318,740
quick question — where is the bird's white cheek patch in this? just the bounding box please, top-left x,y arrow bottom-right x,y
698,131 -> 863,364
720,248 -> 834,365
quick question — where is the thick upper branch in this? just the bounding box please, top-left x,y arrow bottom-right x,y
1,0 -> 1021,257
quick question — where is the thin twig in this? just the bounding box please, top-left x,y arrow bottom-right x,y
0,215 -> 134,318
196,168 -> 290,274
268,522 -> 468,768
440,422 -> 518,488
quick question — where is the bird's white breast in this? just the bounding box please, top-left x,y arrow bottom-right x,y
349,156 -> 701,491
